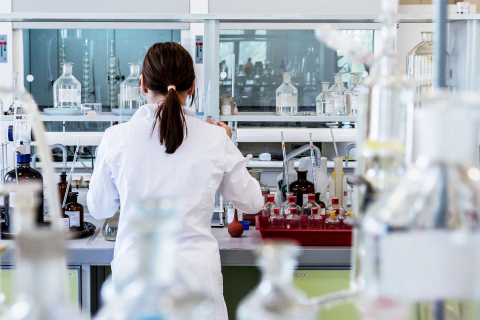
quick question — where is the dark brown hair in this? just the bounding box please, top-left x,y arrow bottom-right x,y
142,42 -> 196,154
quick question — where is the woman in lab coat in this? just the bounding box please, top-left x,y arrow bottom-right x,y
87,42 -> 264,320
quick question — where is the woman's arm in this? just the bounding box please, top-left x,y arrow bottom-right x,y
87,129 -> 120,220
217,134 -> 264,214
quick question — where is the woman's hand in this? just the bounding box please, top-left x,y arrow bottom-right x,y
206,118 -> 232,138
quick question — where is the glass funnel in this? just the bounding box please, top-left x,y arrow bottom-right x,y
276,73 -> 298,116
329,73 -> 347,116
102,208 -> 120,241
316,81 -> 334,116
120,62 -> 143,111
406,32 -> 434,96
95,198 -> 214,320
346,73 -> 363,116
53,62 -> 81,109
237,241 -> 317,320
360,93 -> 480,318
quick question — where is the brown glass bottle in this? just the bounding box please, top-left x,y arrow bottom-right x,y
3,155 -> 44,234
64,192 -> 84,232
289,168 -> 315,207
56,172 -> 72,206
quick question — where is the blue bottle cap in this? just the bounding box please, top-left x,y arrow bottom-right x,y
240,221 -> 249,230
17,154 -> 31,163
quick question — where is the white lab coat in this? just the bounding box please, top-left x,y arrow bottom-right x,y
87,104 -> 264,320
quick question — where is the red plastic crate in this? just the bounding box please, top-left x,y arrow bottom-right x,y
255,215 -> 352,246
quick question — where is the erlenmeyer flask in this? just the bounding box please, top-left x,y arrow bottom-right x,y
102,208 -> 120,241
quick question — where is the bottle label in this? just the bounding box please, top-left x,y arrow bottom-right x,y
59,89 -> 80,103
61,217 -> 70,232
9,192 -> 34,208
66,211 -> 81,227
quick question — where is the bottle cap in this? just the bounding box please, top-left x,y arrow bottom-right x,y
308,194 -> 315,202
332,196 -> 339,205
288,196 -> 296,203
290,208 -> 297,215
330,211 -> 336,218
17,154 -> 31,163
297,168 -> 307,173
332,172 -> 335,178
274,208 -> 280,215
312,207 -> 319,215
267,194 -> 275,203
348,211 -> 353,217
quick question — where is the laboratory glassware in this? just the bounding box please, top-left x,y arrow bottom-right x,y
262,194 -> 279,228
53,62 -> 81,109
225,201 -> 235,225
56,171 -> 71,207
276,73 -> 298,116
280,194 -> 301,218
406,31 -> 434,96
108,40 -> 118,108
329,73 -> 348,115
289,168 -> 315,207
326,196 -> 346,217
83,39 -> 92,103
307,207 -> 323,229
120,62 -> 143,111
301,194 -> 320,229
285,207 -> 301,229
8,72 -> 20,114
237,241 -> 316,320
324,211 -> 340,229
302,47 -> 317,85
250,169 -> 270,203
346,73 -> 363,115
270,207 -> 285,229
102,208 -> 120,241
360,93 -> 480,318
316,81 -> 334,116
95,198 -> 214,320
64,192 -> 84,231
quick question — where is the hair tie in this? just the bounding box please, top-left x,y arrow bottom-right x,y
167,85 -> 176,91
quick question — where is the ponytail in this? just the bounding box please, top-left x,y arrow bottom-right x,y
154,88 -> 187,154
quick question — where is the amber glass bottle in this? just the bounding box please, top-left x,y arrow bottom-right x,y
64,192 -> 84,232
56,172 -> 71,206
289,168 -> 315,207
3,154 -> 44,233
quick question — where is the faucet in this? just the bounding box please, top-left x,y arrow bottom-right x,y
345,144 -> 356,168
282,143 -> 321,191
32,144 -> 68,172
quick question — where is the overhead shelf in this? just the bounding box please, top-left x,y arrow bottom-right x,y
219,113 -> 357,122
1,112 -> 132,122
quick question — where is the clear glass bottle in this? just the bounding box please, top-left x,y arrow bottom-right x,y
262,194 -> 279,229
102,208 -> 120,241
120,62 -> 143,112
406,31 -> 434,96
308,207 -> 323,229
326,196 -> 346,228
316,81 -> 334,116
329,73 -> 347,115
346,73 -> 363,115
53,62 -> 81,109
224,201 -> 235,226
276,73 -> 298,116
281,195 -> 301,219
324,211 -> 340,229
285,207 -> 300,230
270,207 -> 285,229
237,241 -> 316,320
95,199 -> 214,320
301,194 -> 320,229
344,211 -> 354,229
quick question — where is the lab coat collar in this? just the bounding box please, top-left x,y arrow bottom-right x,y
131,104 -> 197,120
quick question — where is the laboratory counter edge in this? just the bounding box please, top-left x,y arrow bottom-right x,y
0,217 -> 352,268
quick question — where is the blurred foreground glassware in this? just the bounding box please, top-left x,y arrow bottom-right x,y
360,92 -> 480,319
53,62 -> 81,109
406,32 -> 434,96
237,241 -> 317,320
95,199 -> 214,320
102,208 -> 120,241
276,73 -> 298,116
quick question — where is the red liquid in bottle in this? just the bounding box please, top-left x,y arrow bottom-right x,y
270,208 -> 286,229
324,211 -> 340,229
308,207 -> 323,229
261,194 -> 277,229
285,207 -> 300,229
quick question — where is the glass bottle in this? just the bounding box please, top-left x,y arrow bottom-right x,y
56,171 -> 71,207
289,168 -> 315,207
344,211 -> 354,229
281,195 -> 301,218
346,73 -> 363,116
326,196 -> 346,228
95,199 -> 214,320
53,62 -> 81,109
224,201 -> 235,226
3,154 -> 44,234
262,194 -> 279,229
406,31 -> 434,96
276,73 -> 298,116
308,207 -> 323,229
237,241 -> 316,320
324,211 -> 340,229
316,81 -> 334,116
270,207 -> 285,229
285,207 -> 300,230
64,192 -> 84,232
120,62 -> 143,112
102,208 -> 120,241
329,73 -> 347,116
301,194 -> 320,229
315,193 -> 327,227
